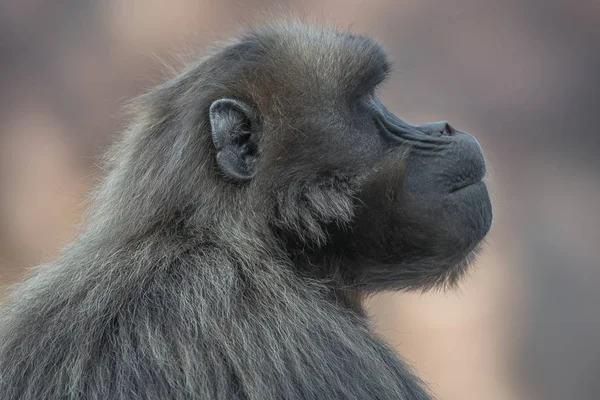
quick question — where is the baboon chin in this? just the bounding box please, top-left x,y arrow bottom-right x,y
0,20 -> 491,400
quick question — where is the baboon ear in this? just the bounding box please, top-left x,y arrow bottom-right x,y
209,99 -> 259,181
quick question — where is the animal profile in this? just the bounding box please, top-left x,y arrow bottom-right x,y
0,21 -> 492,399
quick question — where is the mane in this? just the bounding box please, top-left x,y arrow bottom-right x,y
0,21 -> 432,400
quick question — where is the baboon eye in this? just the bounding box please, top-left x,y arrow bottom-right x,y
361,93 -> 378,113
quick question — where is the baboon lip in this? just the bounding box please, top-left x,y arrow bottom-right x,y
450,179 -> 485,194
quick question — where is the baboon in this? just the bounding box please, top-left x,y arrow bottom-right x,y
0,21 -> 492,399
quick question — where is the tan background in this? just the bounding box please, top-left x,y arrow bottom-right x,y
1,1 -> 599,399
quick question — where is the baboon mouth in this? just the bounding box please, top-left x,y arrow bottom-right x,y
450,179 -> 486,194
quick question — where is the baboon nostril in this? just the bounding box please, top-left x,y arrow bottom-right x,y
441,123 -> 452,136
417,121 -> 453,137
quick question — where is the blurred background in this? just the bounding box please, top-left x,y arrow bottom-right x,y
1,1 -> 598,399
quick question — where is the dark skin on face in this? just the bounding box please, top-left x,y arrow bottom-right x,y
210,27 -> 492,299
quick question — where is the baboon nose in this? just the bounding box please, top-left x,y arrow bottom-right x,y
418,121 -> 454,137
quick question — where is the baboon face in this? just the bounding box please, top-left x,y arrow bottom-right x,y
208,23 -> 492,289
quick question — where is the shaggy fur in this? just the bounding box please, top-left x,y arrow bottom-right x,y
0,21 -> 491,399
